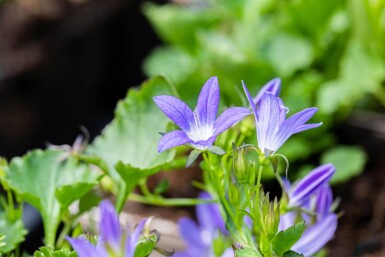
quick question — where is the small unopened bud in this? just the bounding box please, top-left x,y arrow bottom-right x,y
232,144 -> 255,184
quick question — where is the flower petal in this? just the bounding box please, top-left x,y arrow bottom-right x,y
158,130 -> 193,152
154,95 -> 194,132
213,107 -> 251,136
253,78 -> 281,105
195,76 -> 220,126
196,192 -> 227,235
315,184 -> 333,219
289,164 -> 335,207
242,81 -> 259,117
292,123 -> 323,134
66,237 -> 107,257
273,108 -> 319,151
278,212 -> 296,231
125,218 -> 147,257
178,217 -> 206,249
99,200 -> 121,250
292,214 -> 337,257
256,93 -> 282,153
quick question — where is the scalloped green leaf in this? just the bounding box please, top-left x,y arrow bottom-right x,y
272,222 -> 305,257
88,76 -> 178,211
5,150 -> 100,246
0,213 -> 27,253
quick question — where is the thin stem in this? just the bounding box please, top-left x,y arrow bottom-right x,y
56,218 -> 73,249
139,179 -> 152,197
202,152 -> 245,244
128,193 -> 215,207
6,190 -> 15,219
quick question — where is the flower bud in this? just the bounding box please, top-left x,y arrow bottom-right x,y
232,144 -> 254,184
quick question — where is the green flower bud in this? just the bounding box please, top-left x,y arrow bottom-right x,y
232,144 -> 255,184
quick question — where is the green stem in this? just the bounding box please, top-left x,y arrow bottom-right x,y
6,190 -> 15,219
202,153 -> 246,244
128,194 -> 215,207
139,179 -> 152,197
56,217 -> 75,249
252,164 -> 265,220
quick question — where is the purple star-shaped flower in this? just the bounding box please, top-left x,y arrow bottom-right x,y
243,82 -> 322,157
154,76 -> 251,152
66,200 -> 146,257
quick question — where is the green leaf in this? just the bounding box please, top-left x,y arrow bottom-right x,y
186,150 -> 201,167
134,234 -> 157,257
234,247 -> 261,257
0,213 -> 27,253
5,150 -> 100,246
88,76 -> 178,211
272,222 -> 305,257
78,190 -> 102,215
33,246 -> 77,257
208,145 -> 226,155
321,146 -> 367,184
283,250 -> 304,257
115,162 -> 164,204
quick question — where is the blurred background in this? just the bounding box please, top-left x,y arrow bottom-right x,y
1,0 -> 385,256
0,0 -> 166,158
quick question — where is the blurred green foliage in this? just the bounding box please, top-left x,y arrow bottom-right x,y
142,0 -> 385,179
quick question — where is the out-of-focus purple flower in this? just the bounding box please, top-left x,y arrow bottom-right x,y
243,83 -> 321,157
174,192 -> 233,257
286,164 -> 336,208
279,170 -> 337,257
66,200 -> 146,257
252,78 -> 281,105
154,76 -> 251,152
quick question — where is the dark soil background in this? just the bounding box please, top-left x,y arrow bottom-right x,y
1,1 -> 385,256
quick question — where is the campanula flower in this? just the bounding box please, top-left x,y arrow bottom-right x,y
174,192 -> 233,257
154,76 -> 251,152
243,82 -> 322,157
279,170 -> 337,257
66,200 -> 146,257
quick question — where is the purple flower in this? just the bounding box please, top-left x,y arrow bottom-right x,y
286,164 -> 336,208
174,192 -> 232,257
243,82 -> 322,157
253,78 -> 281,105
154,76 -> 251,152
66,200 -> 146,257
279,169 -> 338,257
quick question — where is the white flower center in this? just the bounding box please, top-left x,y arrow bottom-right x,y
186,112 -> 214,142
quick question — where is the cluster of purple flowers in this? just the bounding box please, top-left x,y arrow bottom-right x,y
155,77 -> 337,256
